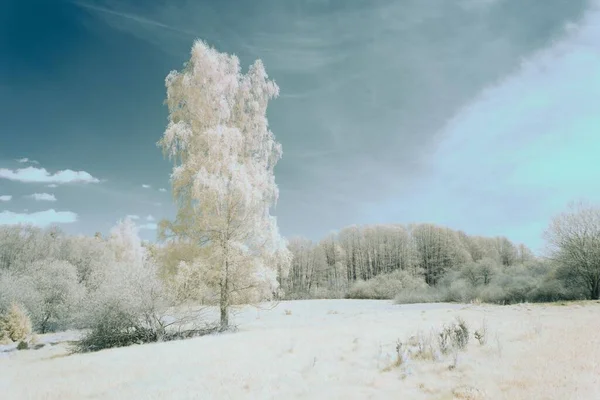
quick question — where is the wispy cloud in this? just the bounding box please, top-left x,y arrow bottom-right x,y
0,195 -> 12,202
0,166 -> 100,184
17,158 -> 39,164
142,184 -> 151,189
74,1 -> 197,36
26,193 -> 57,202
126,214 -> 140,220
0,209 -> 78,227
146,215 -> 155,221
158,188 -> 167,192
47,184 -> 58,188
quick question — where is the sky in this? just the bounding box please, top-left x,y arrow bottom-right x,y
1,0 -> 599,254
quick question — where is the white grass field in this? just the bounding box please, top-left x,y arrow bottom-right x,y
1,300 -> 599,399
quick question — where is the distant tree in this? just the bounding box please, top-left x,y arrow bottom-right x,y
107,217 -> 146,267
477,258 -> 498,285
158,40 -> 291,330
0,225 -> 64,271
1,260 -> 84,333
28,260 -> 84,333
61,235 -> 116,285
516,243 -> 535,264
410,224 -> 471,286
545,201 -> 600,300
319,234 -> 348,295
494,236 -> 518,266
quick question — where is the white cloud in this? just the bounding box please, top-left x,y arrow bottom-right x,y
146,215 -> 155,221
0,209 -> 78,227
26,193 -> 57,202
126,214 -> 140,220
159,188 -> 167,192
142,184 -> 151,189
139,223 -> 157,230
47,184 -> 58,188
0,166 -> 100,184
16,158 -> 39,164
0,195 -> 12,202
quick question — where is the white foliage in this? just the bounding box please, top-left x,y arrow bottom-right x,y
61,235 -> 116,285
81,256 -> 170,336
0,260 -> 84,332
158,40 -> 291,318
107,217 -> 146,267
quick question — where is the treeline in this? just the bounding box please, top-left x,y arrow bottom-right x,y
1,202 -> 598,350
281,222 -> 592,304
282,223 -> 535,299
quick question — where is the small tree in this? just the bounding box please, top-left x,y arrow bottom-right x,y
77,220 -> 174,352
158,40 -> 291,330
545,201 -> 600,300
0,260 -> 83,333
26,260 -> 84,333
0,303 -> 32,343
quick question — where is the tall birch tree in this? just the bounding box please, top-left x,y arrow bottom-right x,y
158,40 -> 291,330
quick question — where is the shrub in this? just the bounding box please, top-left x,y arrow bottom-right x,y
411,331 -> 439,361
75,258 -> 174,352
0,303 -> 32,343
347,270 -> 427,300
75,301 -> 159,352
393,260 -> 578,306
28,260 -> 85,333
453,317 -> 469,349
474,319 -> 488,345
311,287 -> 345,299
0,260 -> 84,333
394,287 -> 444,304
17,340 -> 29,350
444,279 -> 475,303
437,318 -> 469,353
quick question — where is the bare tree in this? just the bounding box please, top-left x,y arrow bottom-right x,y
545,201 -> 600,300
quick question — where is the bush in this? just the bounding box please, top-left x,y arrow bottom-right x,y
444,279 -> 475,303
477,283 -> 507,304
75,301 -> 160,352
0,260 -> 84,333
393,260 -> 579,306
394,287 -> 444,304
28,260 -> 85,333
76,259 -> 173,352
17,340 -> 29,350
0,303 -> 32,343
346,270 -> 427,300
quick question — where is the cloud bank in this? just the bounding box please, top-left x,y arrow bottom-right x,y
369,2 -> 600,252
0,209 -> 78,227
0,166 -> 100,184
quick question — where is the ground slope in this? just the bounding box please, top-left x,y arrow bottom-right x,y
1,300 -> 599,399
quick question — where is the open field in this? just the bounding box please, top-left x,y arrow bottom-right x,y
1,299 -> 599,399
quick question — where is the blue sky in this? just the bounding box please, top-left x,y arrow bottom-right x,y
1,0 -> 599,253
